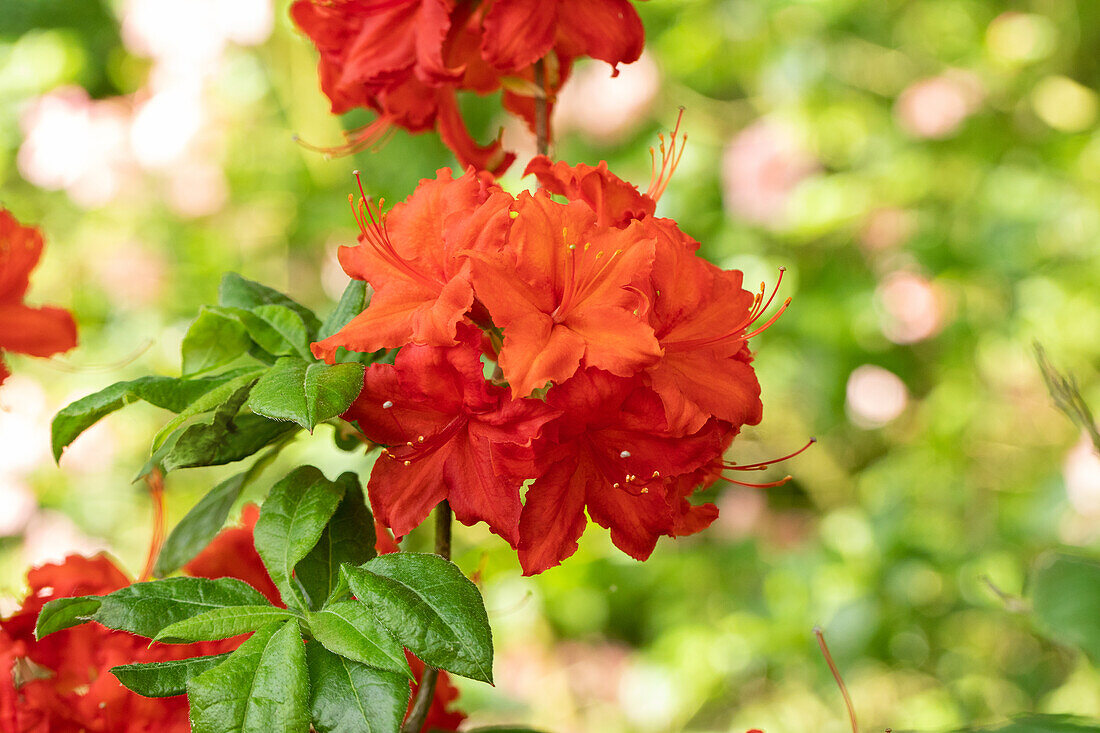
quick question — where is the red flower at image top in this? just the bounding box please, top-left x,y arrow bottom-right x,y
290,0 -> 645,174
0,209 -> 77,385
315,126 -> 808,574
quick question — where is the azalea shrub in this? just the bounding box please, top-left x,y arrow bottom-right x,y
5,1 -> 1100,732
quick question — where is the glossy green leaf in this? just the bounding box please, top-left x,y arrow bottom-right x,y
218,272 -> 322,336
51,370 -> 255,461
306,643 -> 408,733
151,370 -> 264,451
342,554 -> 493,683
182,307 -> 253,376
247,357 -> 365,432
308,601 -> 410,677
319,280 -> 368,340
154,606 -> 296,643
188,620 -> 310,733
111,654 -> 231,698
1032,552 -> 1100,666
254,466 -> 346,610
85,576 -> 270,639
161,413 -> 298,473
295,474 -> 375,611
154,448 -> 279,577
34,596 -> 102,638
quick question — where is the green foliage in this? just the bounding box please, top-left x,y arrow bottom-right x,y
181,308 -> 253,376
247,357 -> 365,432
112,654 -> 232,698
253,466 -> 347,610
308,601 -> 410,676
218,273 -> 323,336
320,280 -> 369,341
187,620 -> 311,733
1031,553 -> 1100,666
343,554 -> 495,684
295,479 -> 377,611
306,644 -> 409,733
960,714 -> 1100,732
34,464 -> 497,733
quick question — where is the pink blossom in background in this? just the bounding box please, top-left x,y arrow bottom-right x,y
721,119 -> 818,227
17,88 -> 137,208
1064,433 -> 1100,517
860,207 -> 916,253
876,271 -> 946,344
846,364 -> 909,428
554,53 -> 660,144
714,486 -> 768,540
895,71 -> 984,140
89,242 -> 167,308
21,510 -> 107,568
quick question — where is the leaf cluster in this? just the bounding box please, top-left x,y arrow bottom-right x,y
36,466 -> 494,733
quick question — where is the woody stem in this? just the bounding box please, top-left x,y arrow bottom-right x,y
401,500 -> 452,733
534,59 -> 549,157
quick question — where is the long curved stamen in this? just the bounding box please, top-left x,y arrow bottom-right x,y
662,267 -> 789,353
348,171 -> 443,290
724,475 -> 793,489
552,234 -> 625,321
722,437 -> 816,472
140,468 -> 166,582
294,116 -> 395,158
815,626 -> 860,733
646,107 -> 687,201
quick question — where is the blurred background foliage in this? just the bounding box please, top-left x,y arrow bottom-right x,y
1,0 -> 1100,731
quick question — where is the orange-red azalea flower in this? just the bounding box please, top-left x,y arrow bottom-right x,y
312,167 -> 513,361
0,209 -> 77,385
466,189 -> 661,399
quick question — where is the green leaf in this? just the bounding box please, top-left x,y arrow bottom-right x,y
254,467 -> 346,610
161,413 -> 298,474
306,643 -> 408,733
89,577 -> 271,639
1032,552 -> 1100,665
35,596 -> 102,638
151,369 -> 264,451
155,606 -> 296,643
247,357 -> 365,432
959,714 -> 1100,732
188,620 -> 310,733
219,272 -> 322,336
111,654 -> 231,698
308,601 -> 410,677
295,474 -> 375,611
51,371 -> 254,461
343,554 -> 493,684
154,449 -> 280,578
319,280 -> 368,341
182,307 -> 253,376
250,304 -> 316,361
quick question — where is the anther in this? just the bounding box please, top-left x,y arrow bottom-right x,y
406,441 -> 414,447
641,487 -> 649,494
620,450 -> 631,458
613,482 -> 620,488
382,400 -> 394,409
403,460 -> 411,466
651,471 -> 660,478
509,211 -> 519,219
417,435 -> 425,443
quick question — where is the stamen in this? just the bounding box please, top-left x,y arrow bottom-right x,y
725,475 -> 793,489
382,400 -> 394,409
814,626 -> 859,733
722,438 -> 815,472
646,107 -> 687,201
620,450 -> 631,458
295,115 -> 395,158
662,267 -> 789,353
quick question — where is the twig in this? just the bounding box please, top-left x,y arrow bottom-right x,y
814,626 -> 858,733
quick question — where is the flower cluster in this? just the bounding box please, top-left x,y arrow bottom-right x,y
0,209 -> 77,385
314,132 -> 800,574
1,507 -> 466,732
290,0 -> 645,174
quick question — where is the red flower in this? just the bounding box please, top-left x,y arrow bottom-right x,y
0,555 -> 230,733
312,167 -> 513,362
345,324 -> 557,545
0,209 -> 77,385
517,368 -> 730,574
466,189 -> 661,399
480,0 -> 644,76
291,0 -> 646,173
290,0 -> 515,174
